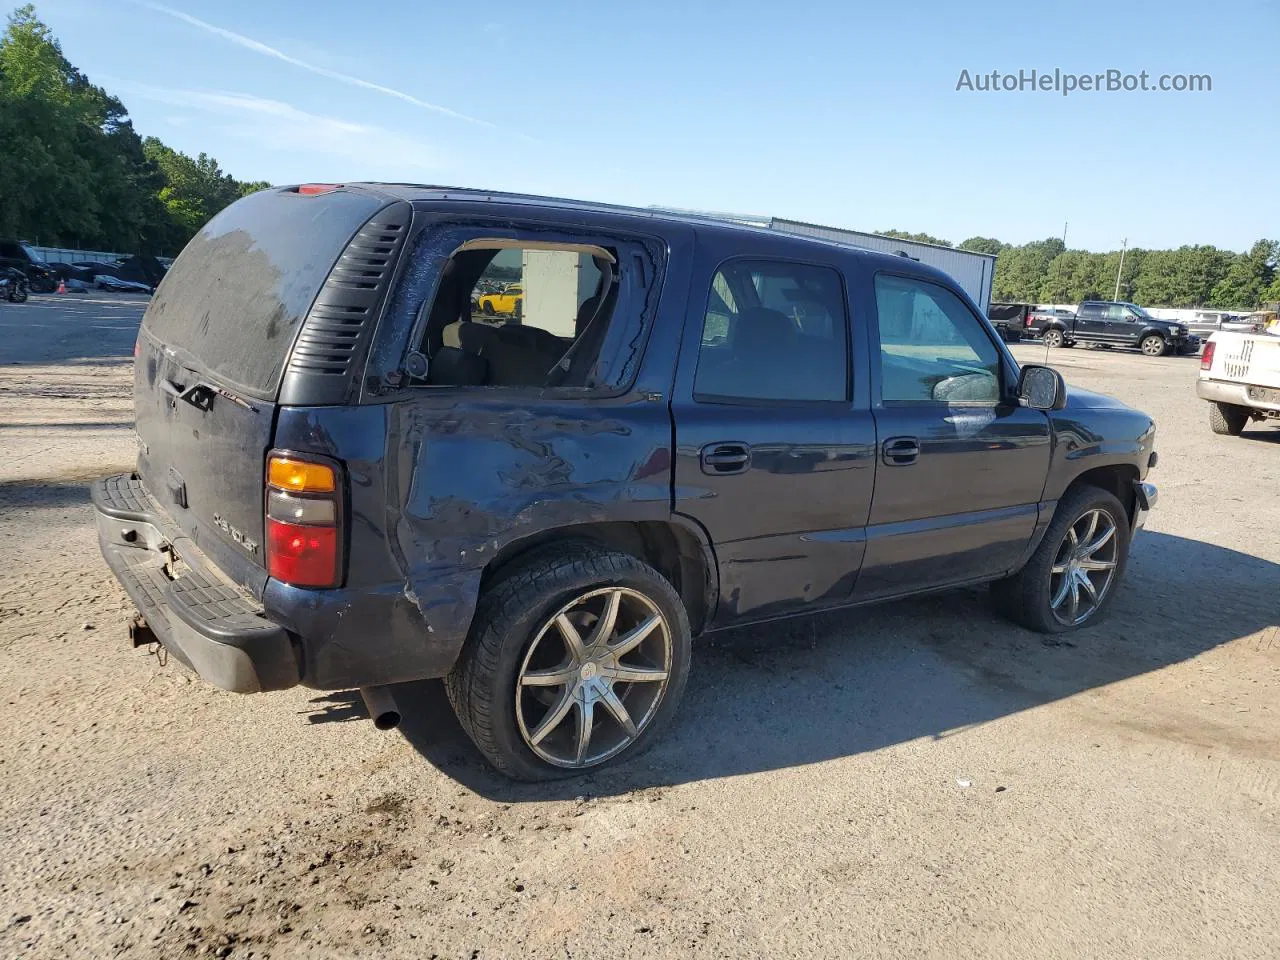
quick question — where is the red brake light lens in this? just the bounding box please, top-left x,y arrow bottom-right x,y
265,452 -> 342,588
297,183 -> 340,195
267,519 -> 338,587
1200,341 -> 1215,370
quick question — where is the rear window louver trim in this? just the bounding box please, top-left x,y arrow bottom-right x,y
285,209 -> 411,378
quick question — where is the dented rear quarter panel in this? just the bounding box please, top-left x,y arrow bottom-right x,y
262,215 -> 701,689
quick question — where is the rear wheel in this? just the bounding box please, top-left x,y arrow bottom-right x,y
992,485 -> 1130,634
1209,402 -> 1248,436
1042,328 -> 1064,348
446,544 -> 691,781
481,300 -> 495,315
1140,334 -> 1167,357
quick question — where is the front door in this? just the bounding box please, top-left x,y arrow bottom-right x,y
671,245 -> 876,624
855,272 -> 1052,600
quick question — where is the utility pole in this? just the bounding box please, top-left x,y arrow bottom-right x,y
1062,221 -> 1068,248
1114,238 -> 1128,301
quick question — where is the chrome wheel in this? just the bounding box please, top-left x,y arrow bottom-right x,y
1043,329 -> 1063,348
515,587 -> 672,769
1049,508 -> 1119,626
1141,335 -> 1166,357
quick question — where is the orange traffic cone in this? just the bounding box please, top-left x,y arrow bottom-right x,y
56,278 -> 66,294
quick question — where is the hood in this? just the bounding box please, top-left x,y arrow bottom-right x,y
1060,386 -> 1132,411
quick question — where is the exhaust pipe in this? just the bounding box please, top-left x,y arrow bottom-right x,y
359,685 -> 401,731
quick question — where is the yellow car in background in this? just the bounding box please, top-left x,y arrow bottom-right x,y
478,283 -> 523,316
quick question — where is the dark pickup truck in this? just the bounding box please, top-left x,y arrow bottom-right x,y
1030,300 -> 1198,357
93,184 -> 1159,780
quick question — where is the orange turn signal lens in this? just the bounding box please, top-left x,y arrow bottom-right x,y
268,456 -> 336,494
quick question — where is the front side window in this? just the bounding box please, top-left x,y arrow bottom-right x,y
874,274 -> 1001,404
693,259 -> 848,402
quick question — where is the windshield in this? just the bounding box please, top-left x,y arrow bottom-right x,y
19,243 -> 45,263
1125,303 -> 1153,320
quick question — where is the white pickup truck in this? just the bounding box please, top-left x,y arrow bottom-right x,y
1198,330 -> 1280,436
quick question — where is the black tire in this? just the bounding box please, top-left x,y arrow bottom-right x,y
445,543 -> 692,781
8,284 -> 28,304
481,301 -> 495,315
991,484 -> 1131,634
1042,328 -> 1064,348
1209,402 -> 1248,436
1140,334 -> 1167,357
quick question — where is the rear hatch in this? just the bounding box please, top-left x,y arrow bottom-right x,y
134,186 -> 392,592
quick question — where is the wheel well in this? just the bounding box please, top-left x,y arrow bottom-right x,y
479,522 -> 714,634
1065,464 -> 1139,521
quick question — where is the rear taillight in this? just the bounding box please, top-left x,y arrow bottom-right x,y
1025,314 -> 1036,327
297,183 -> 341,196
1200,340 -> 1216,370
265,453 -> 341,588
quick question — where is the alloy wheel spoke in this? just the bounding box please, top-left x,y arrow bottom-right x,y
609,615 -> 662,658
1079,511 -> 1099,549
1080,524 -> 1115,558
1051,562 -> 1070,575
587,589 -> 622,649
520,665 -> 577,687
529,688 -> 575,745
1078,557 -> 1116,572
609,664 -> 669,684
555,614 -> 587,662
574,698 -> 595,763
1051,572 -> 1072,609
599,684 -> 638,738
1068,575 -> 1080,621
1075,569 -> 1098,602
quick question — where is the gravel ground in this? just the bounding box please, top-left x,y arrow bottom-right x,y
1,299 -> 1278,959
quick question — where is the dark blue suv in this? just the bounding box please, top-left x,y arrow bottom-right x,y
93,184 -> 1158,780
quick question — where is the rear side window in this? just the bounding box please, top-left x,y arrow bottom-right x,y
694,260 -> 848,402
403,233 -> 658,395
141,189 -> 383,399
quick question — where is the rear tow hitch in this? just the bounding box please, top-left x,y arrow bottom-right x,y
128,614 -> 158,648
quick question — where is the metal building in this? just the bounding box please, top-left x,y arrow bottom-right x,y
765,218 -> 997,313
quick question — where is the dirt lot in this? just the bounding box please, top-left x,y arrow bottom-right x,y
2,299 -> 1278,959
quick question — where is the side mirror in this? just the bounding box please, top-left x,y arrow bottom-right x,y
1018,364 -> 1067,410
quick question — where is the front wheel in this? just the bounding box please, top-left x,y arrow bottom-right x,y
1209,402 -> 1248,436
992,485 -> 1130,634
446,544 -> 691,781
1042,328 -> 1064,348
7,283 -> 28,303
481,300 -> 495,315
1140,334 -> 1167,357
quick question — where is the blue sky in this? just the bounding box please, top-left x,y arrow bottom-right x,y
28,0 -> 1280,251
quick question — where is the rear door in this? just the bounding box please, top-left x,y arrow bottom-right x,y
134,187 -> 394,591
671,234 -> 876,624
1075,302 -> 1106,340
856,271 -> 1051,600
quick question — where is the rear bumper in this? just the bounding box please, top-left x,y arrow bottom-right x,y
1197,378 -> 1280,413
92,474 -> 300,693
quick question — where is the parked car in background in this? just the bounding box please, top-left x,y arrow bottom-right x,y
477,282 -> 523,316
1198,330 -> 1280,436
92,183 -> 1159,781
1029,300 -> 1199,356
0,240 -> 57,292
985,302 -> 1028,342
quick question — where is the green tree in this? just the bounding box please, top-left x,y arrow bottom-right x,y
877,229 -> 953,247
1210,240 -> 1277,310
958,236 -> 1005,256
0,4 -> 268,254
